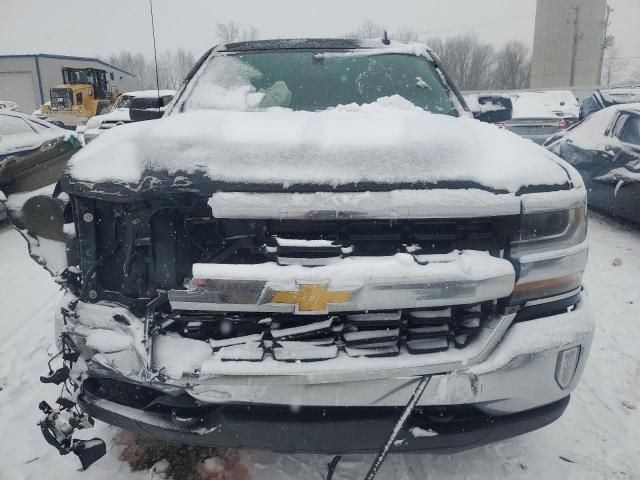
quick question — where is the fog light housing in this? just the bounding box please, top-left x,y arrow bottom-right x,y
555,346 -> 581,390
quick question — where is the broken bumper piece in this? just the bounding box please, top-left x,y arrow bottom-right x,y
38,401 -> 107,470
77,386 -> 570,454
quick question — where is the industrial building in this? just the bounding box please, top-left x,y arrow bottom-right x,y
0,54 -> 136,114
530,0 -> 608,88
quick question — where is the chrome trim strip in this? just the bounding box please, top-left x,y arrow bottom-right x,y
170,275 -> 515,314
170,252 -> 516,314
209,191 -> 521,220
525,287 -> 582,307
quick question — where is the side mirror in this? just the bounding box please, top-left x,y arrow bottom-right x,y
472,95 -> 513,124
129,97 -> 165,122
2,190 -> 69,276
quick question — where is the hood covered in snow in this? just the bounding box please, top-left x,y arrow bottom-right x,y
90,108 -> 132,125
62,103 -> 574,199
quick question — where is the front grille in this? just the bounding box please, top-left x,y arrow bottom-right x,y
186,216 -> 515,264
50,88 -> 72,110
166,302 -> 490,362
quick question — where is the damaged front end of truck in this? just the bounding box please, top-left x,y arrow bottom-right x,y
2,161 -> 593,470
1,39 -> 595,472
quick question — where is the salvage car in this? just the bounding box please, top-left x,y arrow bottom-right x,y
547,103 -> 640,224
500,92 -> 572,145
6,39 -> 593,471
0,111 -> 80,195
77,89 -> 175,145
580,85 -> 640,120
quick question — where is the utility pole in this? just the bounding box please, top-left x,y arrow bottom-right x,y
597,3 -> 613,85
569,5 -> 583,87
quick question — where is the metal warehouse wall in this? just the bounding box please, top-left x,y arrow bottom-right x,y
530,0 -> 607,88
0,57 -> 39,113
0,55 -> 137,114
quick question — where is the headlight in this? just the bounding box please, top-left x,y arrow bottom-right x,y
510,205 -> 587,304
513,206 -> 587,254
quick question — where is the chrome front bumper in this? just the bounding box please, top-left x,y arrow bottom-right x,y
66,295 -> 593,417
184,298 -> 593,414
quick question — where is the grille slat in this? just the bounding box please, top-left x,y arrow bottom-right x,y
174,303 -> 490,362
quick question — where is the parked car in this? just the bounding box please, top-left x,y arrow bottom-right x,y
0,111 -> 80,195
10,39 -> 592,470
580,85 -> 640,120
533,90 -> 580,123
546,103 -> 640,224
500,92 -> 574,144
77,89 -> 175,144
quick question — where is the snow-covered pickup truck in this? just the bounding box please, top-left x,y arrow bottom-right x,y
6,39 -> 593,470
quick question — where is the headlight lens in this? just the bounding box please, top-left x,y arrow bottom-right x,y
512,206 -> 587,255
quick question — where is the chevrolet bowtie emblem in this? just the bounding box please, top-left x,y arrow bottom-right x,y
270,283 -> 352,313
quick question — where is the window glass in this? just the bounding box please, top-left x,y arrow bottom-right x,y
185,52 -> 457,114
619,116 -> 640,146
611,113 -> 629,138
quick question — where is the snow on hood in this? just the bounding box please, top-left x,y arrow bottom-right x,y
511,94 -> 559,119
67,98 -> 571,193
87,108 -> 131,126
122,89 -> 176,98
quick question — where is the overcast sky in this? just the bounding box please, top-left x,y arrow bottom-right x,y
1,0 -> 638,63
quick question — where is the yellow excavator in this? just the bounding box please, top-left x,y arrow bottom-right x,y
38,67 -> 119,128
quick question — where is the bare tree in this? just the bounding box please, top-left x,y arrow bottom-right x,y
216,21 -> 259,43
427,34 -> 496,90
216,21 -> 240,43
467,42 -> 496,90
174,48 -> 196,82
345,20 -> 385,39
104,49 -> 195,90
392,28 -> 420,42
158,51 -> 179,89
491,40 -> 531,90
601,44 -> 627,86
102,51 -> 155,89
241,25 -> 260,41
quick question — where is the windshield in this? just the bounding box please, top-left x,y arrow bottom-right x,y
113,95 -> 134,109
183,51 -> 458,114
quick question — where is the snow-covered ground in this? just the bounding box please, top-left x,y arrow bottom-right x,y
0,213 -> 638,480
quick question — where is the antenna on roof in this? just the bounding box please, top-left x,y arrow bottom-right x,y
148,0 -> 161,113
382,31 -> 391,45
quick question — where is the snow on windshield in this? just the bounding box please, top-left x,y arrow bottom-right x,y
180,50 -> 457,114
185,56 -> 266,111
